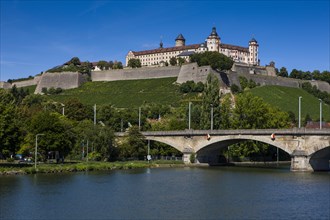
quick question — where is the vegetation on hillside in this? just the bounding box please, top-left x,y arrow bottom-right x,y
249,85 -> 330,121
190,51 -> 234,71
276,66 -> 330,84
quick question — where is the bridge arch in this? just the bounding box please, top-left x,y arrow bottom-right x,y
195,135 -> 292,164
195,135 -> 292,154
309,146 -> 330,171
145,136 -> 183,152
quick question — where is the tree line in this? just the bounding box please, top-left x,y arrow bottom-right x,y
1,71 -> 294,163
276,67 -> 330,84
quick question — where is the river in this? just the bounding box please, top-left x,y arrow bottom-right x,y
0,166 -> 329,220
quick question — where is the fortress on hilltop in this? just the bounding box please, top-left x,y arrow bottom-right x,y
126,27 -> 259,67
2,26 -> 330,95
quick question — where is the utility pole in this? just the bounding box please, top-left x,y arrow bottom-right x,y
298,96 -> 302,128
94,104 -> 96,125
189,102 -> 192,130
319,99 -> 322,129
139,107 -> 141,130
35,134 -> 44,169
210,104 -> 214,131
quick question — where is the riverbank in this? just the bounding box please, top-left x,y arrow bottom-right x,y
0,160 -> 293,175
0,160 -> 186,175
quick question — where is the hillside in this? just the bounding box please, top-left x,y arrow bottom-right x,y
249,85 -> 330,121
48,78 -> 329,121
50,77 -> 197,107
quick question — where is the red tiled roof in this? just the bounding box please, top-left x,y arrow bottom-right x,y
132,44 -> 200,56
220,43 -> 249,53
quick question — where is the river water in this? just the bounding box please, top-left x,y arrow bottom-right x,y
0,166 -> 329,220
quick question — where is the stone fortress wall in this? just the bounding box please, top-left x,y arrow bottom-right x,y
176,63 -> 218,84
1,63 -> 329,94
91,66 -> 180,82
34,72 -> 87,94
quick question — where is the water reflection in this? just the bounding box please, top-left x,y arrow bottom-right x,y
0,167 -> 329,220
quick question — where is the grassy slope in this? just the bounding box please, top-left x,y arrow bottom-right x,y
249,85 -> 330,121
47,77 -> 329,121
51,77 -> 197,108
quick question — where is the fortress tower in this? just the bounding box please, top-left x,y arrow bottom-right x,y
175,34 -> 186,47
248,38 -> 259,65
206,27 -> 221,52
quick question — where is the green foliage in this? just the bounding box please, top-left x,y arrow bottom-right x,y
29,111 -> 75,160
189,153 -> 196,163
179,81 -> 204,93
190,51 -> 234,71
277,67 -> 288,77
127,59 -> 142,68
301,82 -> 330,104
230,84 -> 241,94
232,92 -> 290,129
7,75 -> 34,83
200,73 -> 221,129
250,86 -> 330,122
177,57 -> 186,66
239,76 -> 257,90
46,57 -> 93,75
50,78 -> 190,108
63,98 -> 92,121
97,60 -> 110,70
169,57 -> 177,66
119,126 -> 146,159
112,61 -> 123,69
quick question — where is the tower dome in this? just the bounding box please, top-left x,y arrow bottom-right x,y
209,27 -> 219,37
175,34 -> 186,47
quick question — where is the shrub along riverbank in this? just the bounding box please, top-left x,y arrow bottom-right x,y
0,160 -> 185,175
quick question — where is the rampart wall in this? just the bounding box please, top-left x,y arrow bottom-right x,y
34,72 -> 86,94
0,82 -> 12,89
91,66 -> 180,82
12,76 -> 41,88
176,63 -> 219,84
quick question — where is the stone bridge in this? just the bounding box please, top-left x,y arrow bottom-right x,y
116,128 -> 330,171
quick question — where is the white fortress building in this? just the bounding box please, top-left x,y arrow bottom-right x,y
126,27 -> 259,67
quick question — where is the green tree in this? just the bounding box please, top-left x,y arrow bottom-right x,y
201,73 -> 221,129
120,126 -> 146,159
0,101 -> 22,158
97,60 -> 110,70
169,57 -> 177,66
67,57 -> 81,66
113,61 -> 123,69
127,59 -> 142,68
63,98 -> 91,121
278,67 -> 288,77
190,51 -> 234,71
29,111 -> 75,161
177,57 -> 186,66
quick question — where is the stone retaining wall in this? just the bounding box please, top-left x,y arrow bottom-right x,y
34,72 -> 86,94
176,63 -> 218,84
91,66 -> 180,82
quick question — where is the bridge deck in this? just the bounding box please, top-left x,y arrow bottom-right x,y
115,128 -> 330,137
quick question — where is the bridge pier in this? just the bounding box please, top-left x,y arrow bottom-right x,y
290,150 -> 313,171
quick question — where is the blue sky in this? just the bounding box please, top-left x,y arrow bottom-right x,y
0,0 -> 329,81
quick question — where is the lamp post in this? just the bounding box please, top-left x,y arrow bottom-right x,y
210,104 -> 214,131
319,99 -> 322,129
60,103 -> 65,116
94,104 -> 97,126
188,102 -> 192,130
298,96 -> 302,128
35,134 -> 44,169
139,107 -> 141,130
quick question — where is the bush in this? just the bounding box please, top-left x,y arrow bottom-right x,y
179,81 -> 204,93
231,84 -> 241,94
189,153 -> 196,163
